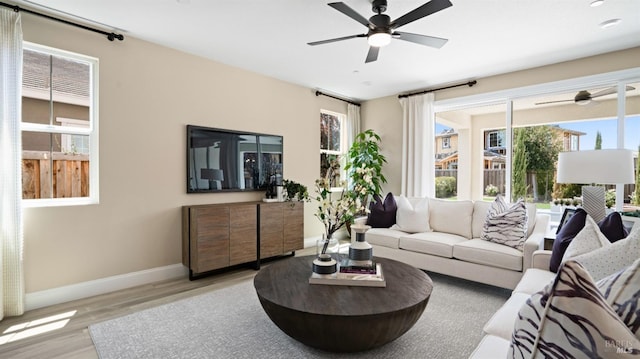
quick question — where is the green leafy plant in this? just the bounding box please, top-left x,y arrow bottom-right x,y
344,129 -> 387,209
605,189 -> 616,208
485,184 -> 499,196
283,179 -> 309,202
435,177 -> 456,198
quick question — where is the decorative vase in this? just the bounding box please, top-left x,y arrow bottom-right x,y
316,233 -> 340,258
349,224 -> 373,267
312,253 -> 337,275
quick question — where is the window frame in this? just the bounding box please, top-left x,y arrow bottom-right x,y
434,67 -> 640,202
21,42 -> 99,208
319,109 -> 347,189
442,136 -> 450,149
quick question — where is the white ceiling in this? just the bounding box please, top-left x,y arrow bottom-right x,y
15,0 -> 640,101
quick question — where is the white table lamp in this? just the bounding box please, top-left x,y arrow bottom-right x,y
556,149 -> 634,222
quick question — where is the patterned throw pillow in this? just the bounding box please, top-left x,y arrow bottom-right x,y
561,215 -> 610,262
509,260 -> 640,358
597,258 -> 640,337
366,192 -> 397,228
481,195 -> 528,251
572,224 -> 640,282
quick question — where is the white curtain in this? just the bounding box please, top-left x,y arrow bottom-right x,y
0,8 -> 25,318
346,103 -> 361,145
345,103 -> 361,186
399,93 -> 435,197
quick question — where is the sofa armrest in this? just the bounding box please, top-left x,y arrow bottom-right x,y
353,216 -> 368,226
522,213 -> 549,270
532,250 -> 552,270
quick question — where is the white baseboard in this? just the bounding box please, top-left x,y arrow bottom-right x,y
25,264 -> 188,311
304,236 -> 321,249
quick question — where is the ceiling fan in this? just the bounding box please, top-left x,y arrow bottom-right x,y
307,0 -> 452,63
535,85 -> 636,106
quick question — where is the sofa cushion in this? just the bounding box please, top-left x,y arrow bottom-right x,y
599,211 -> 629,243
571,224 -> 640,282
481,196 -> 528,251
453,239 -> 523,271
561,215 -> 610,263
363,228 -> 406,249
509,260 -> 640,358
483,292 -> 531,340
596,258 -> 640,337
428,197 -> 474,238
472,200 -> 492,239
524,203 -> 537,238
366,192 -> 397,228
391,196 -> 430,233
398,232 -> 467,258
469,335 -> 511,359
549,208 -> 588,273
512,268 -> 556,295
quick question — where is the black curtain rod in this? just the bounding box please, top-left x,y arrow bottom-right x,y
0,1 -> 124,41
398,80 -> 477,99
315,90 -> 361,107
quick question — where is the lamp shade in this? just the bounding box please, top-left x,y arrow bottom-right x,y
556,149 -> 634,184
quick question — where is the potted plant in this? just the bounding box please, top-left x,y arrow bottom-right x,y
283,179 -> 310,202
344,129 -> 387,213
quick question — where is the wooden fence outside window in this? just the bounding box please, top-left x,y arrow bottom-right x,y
22,151 -> 89,199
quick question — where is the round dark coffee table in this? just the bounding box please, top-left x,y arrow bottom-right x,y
253,256 -> 433,353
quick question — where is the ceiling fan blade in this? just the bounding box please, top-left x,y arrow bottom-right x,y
589,87 -> 617,98
365,46 -> 379,63
394,31 -> 448,48
390,0 -> 453,29
534,99 -> 575,105
590,85 -> 636,98
307,34 -> 366,46
328,2 -> 371,27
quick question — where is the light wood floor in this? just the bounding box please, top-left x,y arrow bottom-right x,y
0,249 -> 314,359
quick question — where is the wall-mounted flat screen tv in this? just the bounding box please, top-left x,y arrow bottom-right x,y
187,125 -> 283,193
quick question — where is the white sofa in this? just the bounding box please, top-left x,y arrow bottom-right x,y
358,197 -> 550,290
470,214 -> 640,358
469,250 -> 556,358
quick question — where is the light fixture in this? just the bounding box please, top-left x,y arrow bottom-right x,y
368,32 -> 391,47
600,18 -> 621,29
590,0 -> 604,7
557,149 -> 634,220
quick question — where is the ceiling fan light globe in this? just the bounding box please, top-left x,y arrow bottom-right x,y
368,32 -> 391,47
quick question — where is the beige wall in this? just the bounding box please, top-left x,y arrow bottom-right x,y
22,16 -> 345,293
20,14 -> 640,295
362,47 -> 640,199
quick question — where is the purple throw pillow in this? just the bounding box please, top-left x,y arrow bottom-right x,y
550,208 -> 587,273
367,193 -> 397,228
598,211 -> 629,243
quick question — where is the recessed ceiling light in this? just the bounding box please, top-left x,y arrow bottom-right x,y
590,0 -> 604,7
600,18 -> 621,29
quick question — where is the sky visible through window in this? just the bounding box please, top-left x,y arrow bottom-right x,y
436,114 -> 640,151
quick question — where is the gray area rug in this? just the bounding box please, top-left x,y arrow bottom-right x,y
89,272 -> 510,359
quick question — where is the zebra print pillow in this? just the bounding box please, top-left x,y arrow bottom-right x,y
481,195 -> 528,251
597,257 -> 640,338
509,259 -> 640,358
